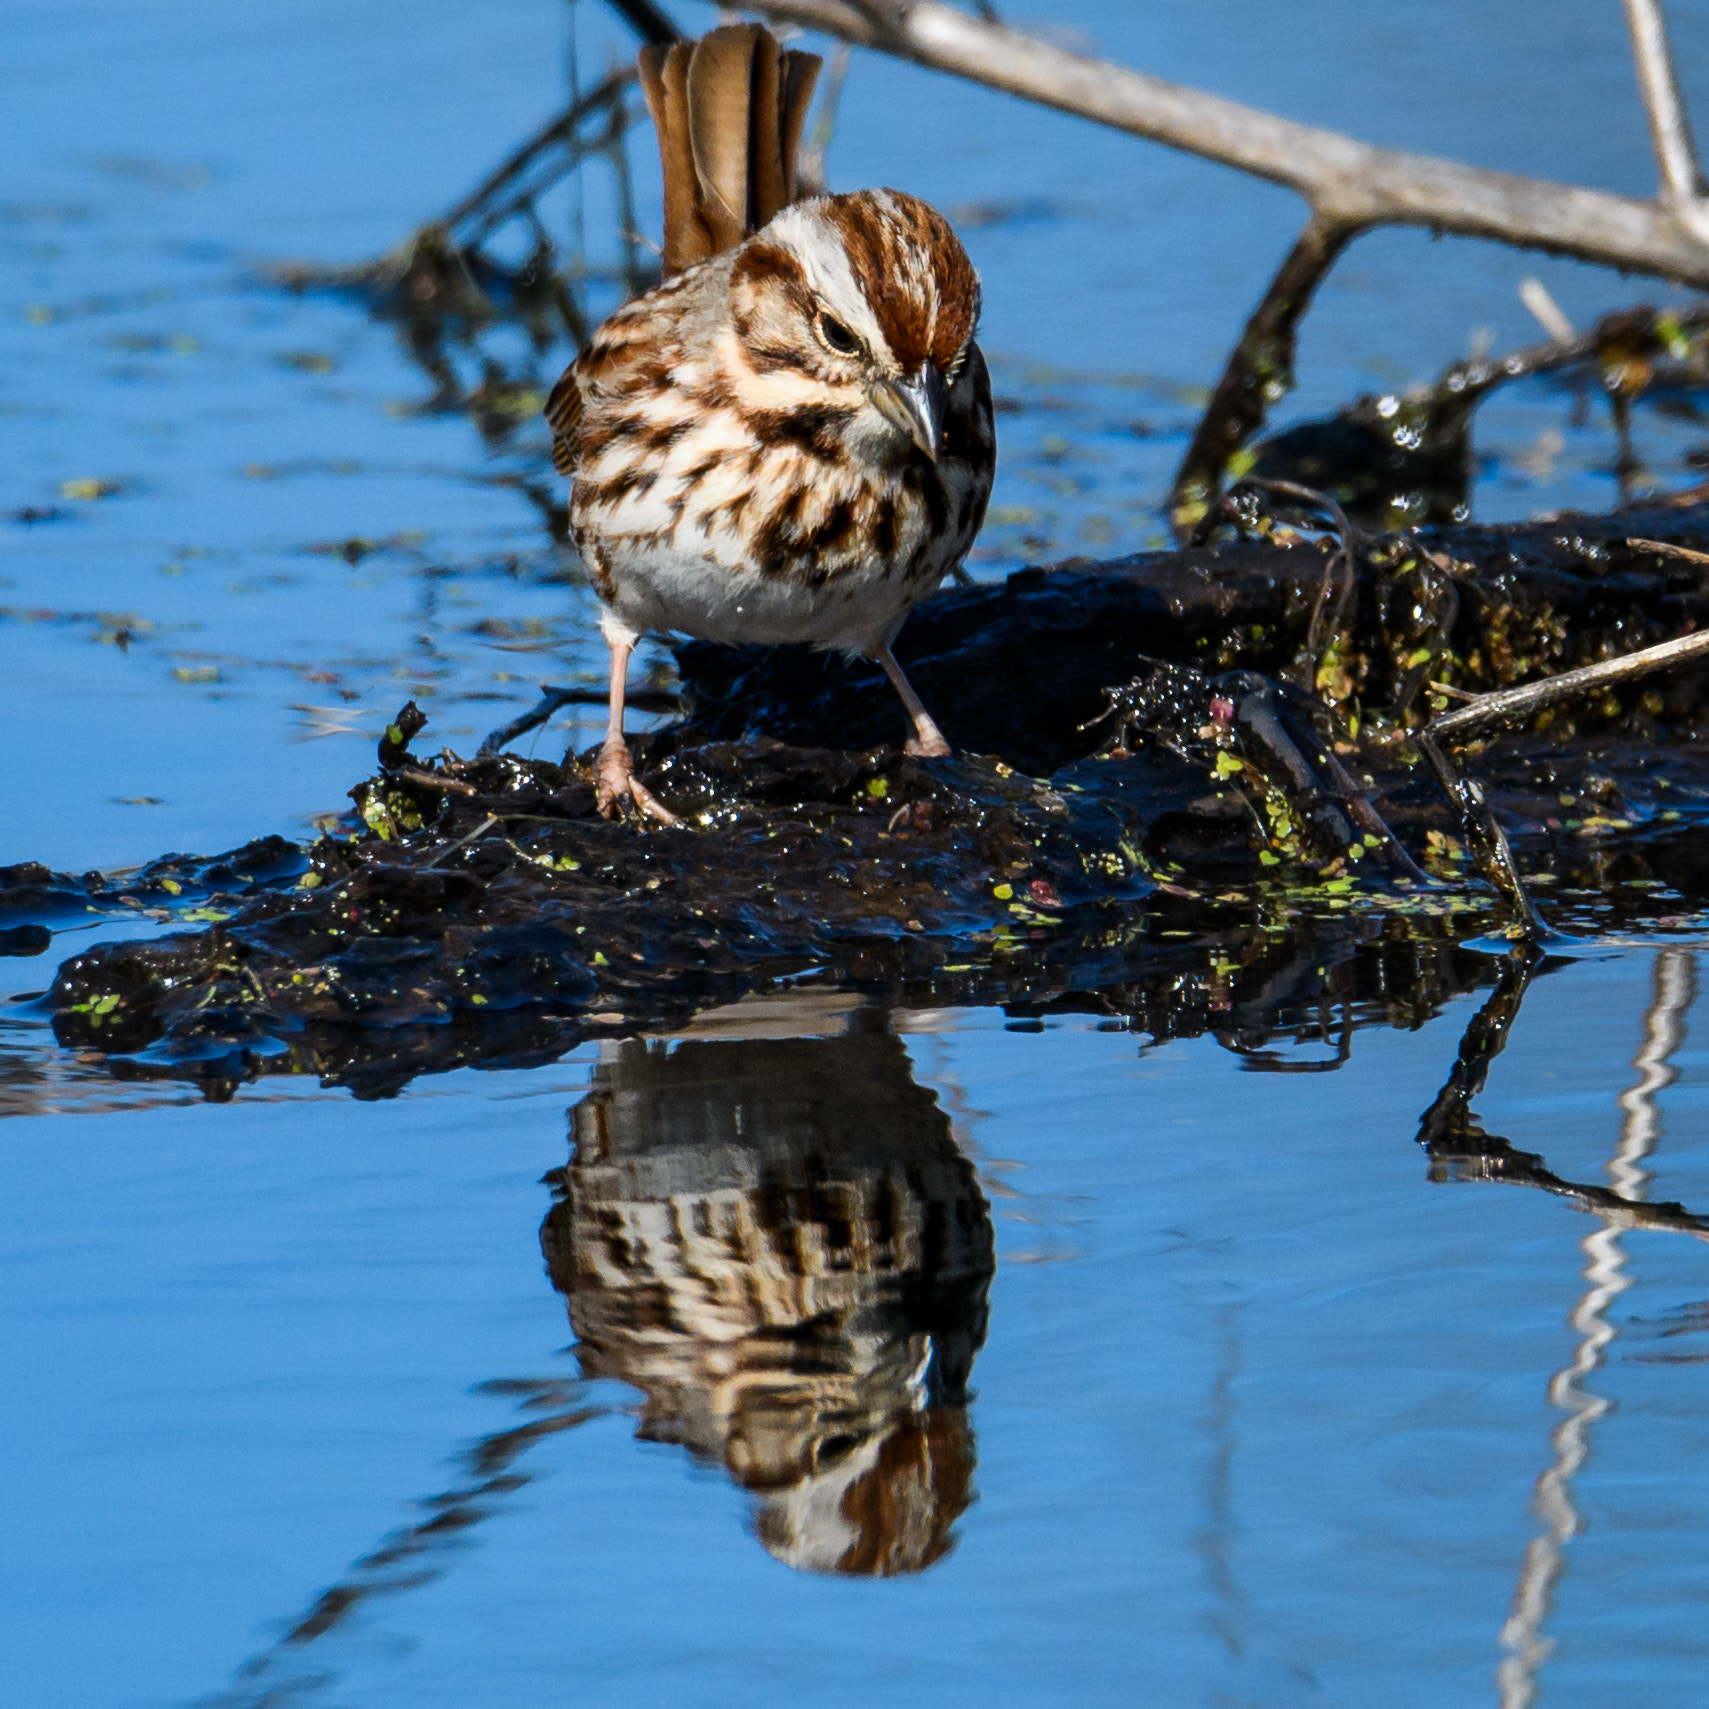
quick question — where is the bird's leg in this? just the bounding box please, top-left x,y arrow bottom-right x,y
876,646 -> 952,758
597,634 -> 680,826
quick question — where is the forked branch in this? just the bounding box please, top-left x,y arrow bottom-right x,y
735,0 -> 1709,538
743,0 -> 1709,283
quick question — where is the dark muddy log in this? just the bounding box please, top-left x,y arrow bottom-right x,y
16,498 -> 1709,1098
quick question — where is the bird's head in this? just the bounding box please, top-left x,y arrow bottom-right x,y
727,188 -> 982,464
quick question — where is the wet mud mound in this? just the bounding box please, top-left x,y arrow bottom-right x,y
34,734 -> 1471,1098
16,500 -> 1709,1099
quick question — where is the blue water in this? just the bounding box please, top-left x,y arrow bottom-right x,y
9,962 -> 1709,1706
7,4 -> 1709,1704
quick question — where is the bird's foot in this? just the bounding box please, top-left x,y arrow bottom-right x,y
596,738 -> 681,826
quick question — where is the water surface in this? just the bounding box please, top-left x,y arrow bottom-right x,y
7,4 -> 1709,1704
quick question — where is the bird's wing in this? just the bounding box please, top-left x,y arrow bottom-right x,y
544,366 -> 583,477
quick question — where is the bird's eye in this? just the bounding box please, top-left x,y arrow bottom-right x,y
816,314 -> 859,357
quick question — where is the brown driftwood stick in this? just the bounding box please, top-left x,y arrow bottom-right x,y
443,68 -> 636,249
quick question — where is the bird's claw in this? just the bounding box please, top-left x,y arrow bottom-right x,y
596,740 -> 681,826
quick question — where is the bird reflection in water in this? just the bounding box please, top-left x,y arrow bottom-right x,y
540,1003 -> 995,1575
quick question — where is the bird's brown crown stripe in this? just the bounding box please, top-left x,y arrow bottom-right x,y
822,190 -> 979,372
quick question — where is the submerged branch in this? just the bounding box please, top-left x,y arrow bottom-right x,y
1414,732 -> 1547,943
1170,216 -> 1362,534
1222,301 -> 1709,531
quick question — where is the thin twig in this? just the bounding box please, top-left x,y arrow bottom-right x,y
796,42 -> 851,194
1428,627 -> 1709,743
1414,622 -> 1709,942
1520,276 -> 1576,343
1625,0 -> 1709,239
420,814 -> 501,871
1626,535 -> 1709,566
443,69 -> 636,250
478,681 -> 680,757
602,91 -> 648,300
394,767 -> 480,796
1415,732 -> 1547,942
479,684 -> 586,756
1387,550 -> 1461,724
1215,477 -> 1355,689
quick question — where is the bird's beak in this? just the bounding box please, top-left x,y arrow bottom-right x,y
871,364 -> 947,462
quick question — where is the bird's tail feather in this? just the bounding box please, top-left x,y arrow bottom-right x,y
638,24 -> 821,278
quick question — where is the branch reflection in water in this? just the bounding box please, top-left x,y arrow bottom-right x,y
542,999 -> 995,1576
198,943 -> 1709,1706
1497,948 -> 1698,1709
1416,948 -> 1709,1237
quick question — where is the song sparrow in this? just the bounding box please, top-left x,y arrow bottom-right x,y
546,23 -> 995,823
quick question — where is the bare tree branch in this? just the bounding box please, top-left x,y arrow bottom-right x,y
1625,0 -> 1709,237
443,68 -> 636,249
743,0 -> 1709,285
603,0 -> 682,48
